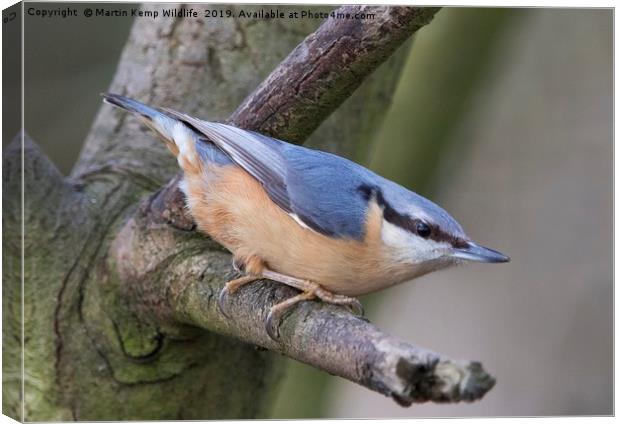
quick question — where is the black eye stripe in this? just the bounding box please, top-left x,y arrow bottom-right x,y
358,184 -> 468,247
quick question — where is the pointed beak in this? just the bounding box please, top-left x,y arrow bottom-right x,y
449,241 -> 510,263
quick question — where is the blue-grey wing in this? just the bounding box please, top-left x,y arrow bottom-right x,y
161,108 -> 371,239
277,145 -> 372,239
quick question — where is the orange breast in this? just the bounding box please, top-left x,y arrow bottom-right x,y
182,165 -> 417,296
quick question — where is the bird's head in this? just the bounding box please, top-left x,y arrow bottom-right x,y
365,181 -> 509,274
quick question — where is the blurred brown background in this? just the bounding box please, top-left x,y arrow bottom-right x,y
19,5 -> 612,417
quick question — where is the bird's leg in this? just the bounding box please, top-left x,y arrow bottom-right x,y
312,286 -> 365,317
261,269 -> 363,315
223,275 -> 262,295
261,269 -> 364,340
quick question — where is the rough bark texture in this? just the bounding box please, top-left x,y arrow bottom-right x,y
3,5 -> 494,421
228,6 -> 439,145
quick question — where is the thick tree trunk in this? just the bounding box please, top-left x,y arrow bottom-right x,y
3,5 -> 492,421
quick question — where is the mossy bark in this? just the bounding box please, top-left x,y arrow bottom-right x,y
3,4 -> 422,420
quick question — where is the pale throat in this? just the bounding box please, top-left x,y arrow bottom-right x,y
379,218 -> 448,265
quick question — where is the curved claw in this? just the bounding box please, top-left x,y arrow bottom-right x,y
265,307 -> 282,341
231,257 -> 244,274
218,275 -> 261,320
346,299 -> 364,317
217,286 -> 232,319
265,292 -> 315,341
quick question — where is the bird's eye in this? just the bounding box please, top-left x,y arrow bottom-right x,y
415,222 -> 431,239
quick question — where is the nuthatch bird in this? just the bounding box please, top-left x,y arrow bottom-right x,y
103,93 -> 509,339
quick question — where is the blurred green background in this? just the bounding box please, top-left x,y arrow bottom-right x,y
19,5 -> 612,417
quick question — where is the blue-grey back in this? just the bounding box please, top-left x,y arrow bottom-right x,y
277,143 -> 376,239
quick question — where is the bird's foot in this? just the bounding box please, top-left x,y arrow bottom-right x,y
345,298 -> 365,317
218,267 -> 364,340
217,275 -> 261,319
266,291 -> 316,340
260,269 -> 364,340
313,286 -> 364,317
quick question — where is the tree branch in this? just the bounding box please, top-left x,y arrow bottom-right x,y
228,6 -> 440,143
173,273 -> 496,406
